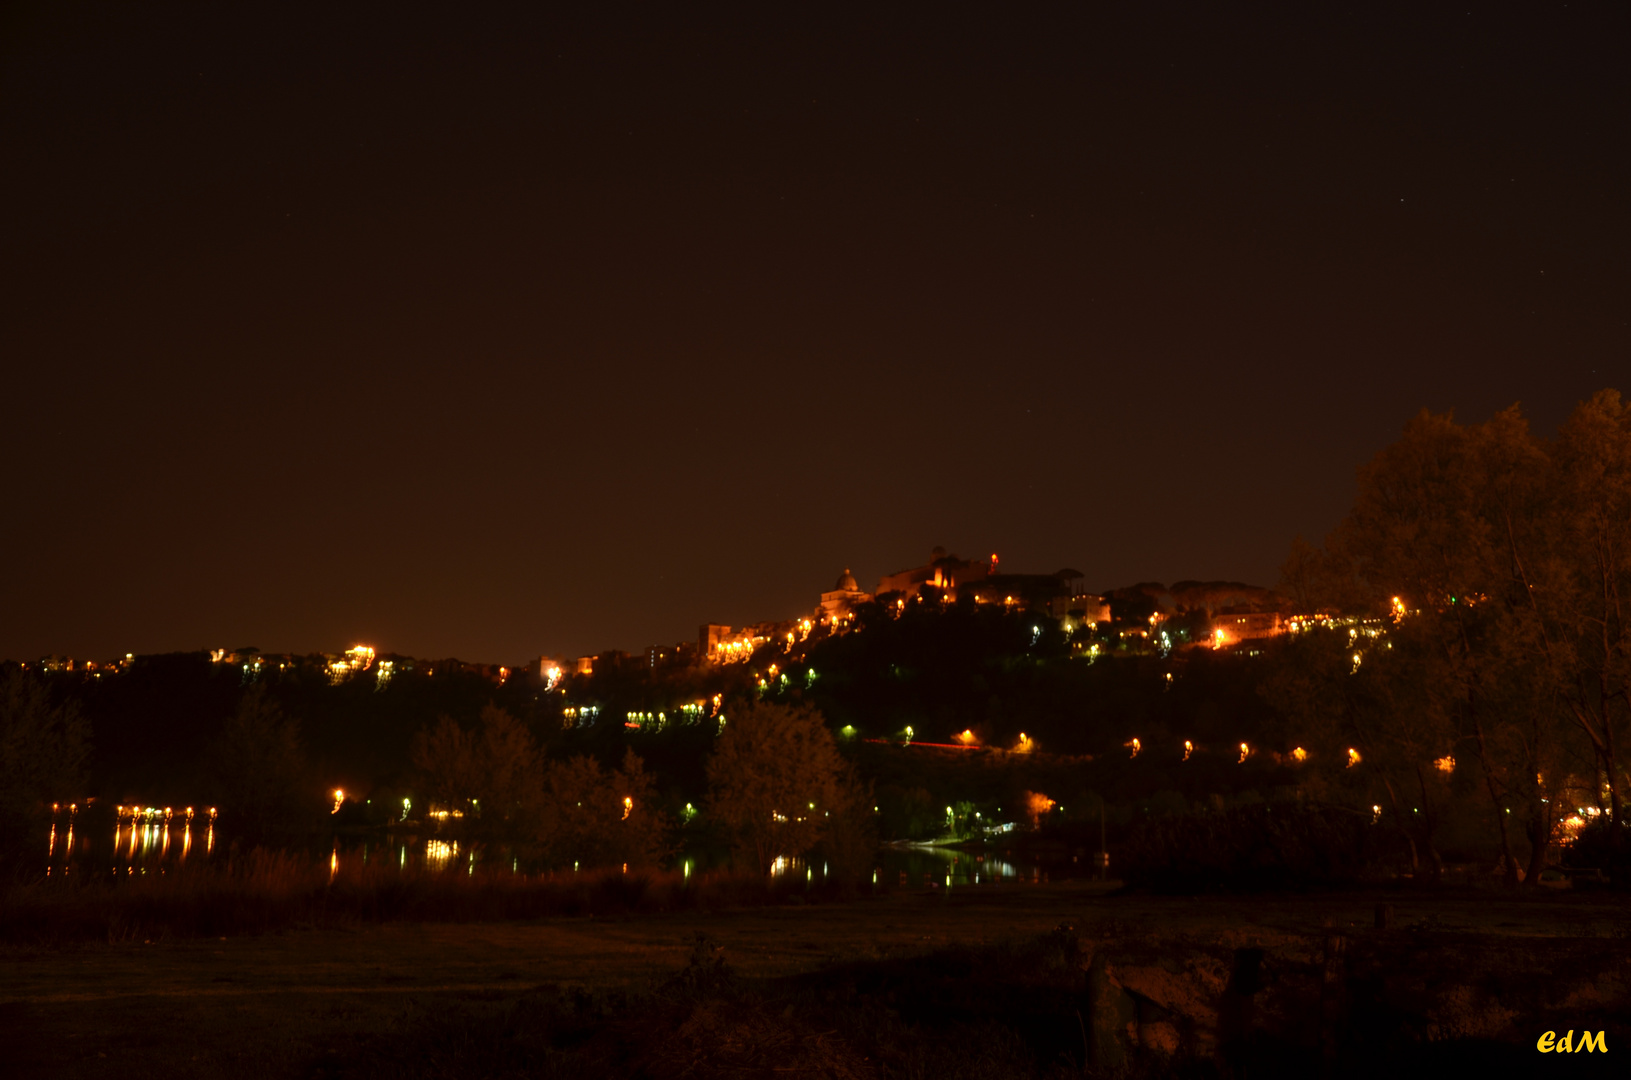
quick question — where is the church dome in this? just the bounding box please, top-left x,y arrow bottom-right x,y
834,568 -> 859,592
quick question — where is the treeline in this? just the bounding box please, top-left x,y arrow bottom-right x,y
0,670 -> 877,884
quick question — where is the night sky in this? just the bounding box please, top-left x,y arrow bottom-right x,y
3,3 -> 1626,664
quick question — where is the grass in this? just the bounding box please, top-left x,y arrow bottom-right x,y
0,850 -> 834,944
315,929 -> 1108,1080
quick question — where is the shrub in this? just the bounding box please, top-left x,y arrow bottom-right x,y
1562,817 -> 1631,889
1121,802 -> 1396,892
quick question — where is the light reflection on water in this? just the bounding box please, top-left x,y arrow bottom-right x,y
45,805 -> 1084,887
44,802 -> 219,876
758,846 -> 1078,889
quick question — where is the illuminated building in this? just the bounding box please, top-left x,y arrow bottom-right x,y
700,623 -> 768,664
1050,592 -> 1111,623
874,547 -> 996,601
1209,612 -> 1286,648
326,645 -> 377,685
818,567 -> 871,621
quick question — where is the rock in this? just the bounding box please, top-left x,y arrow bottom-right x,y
1086,951 -> 1130,1070
1138,1020 -> 1181,1055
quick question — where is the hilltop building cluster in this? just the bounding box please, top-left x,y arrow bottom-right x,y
18,547 -> 1303,683
548,546 -> 1306,680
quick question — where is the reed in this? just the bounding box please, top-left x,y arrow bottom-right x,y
0,851 -> 812,944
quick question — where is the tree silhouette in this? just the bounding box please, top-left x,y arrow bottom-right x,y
204,686 -> 317,848
705,698 -> 858,876
0,668 -> 90,877
535,748 -> 667,869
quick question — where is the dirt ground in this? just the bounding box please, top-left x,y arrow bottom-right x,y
3,882 -> 1627,1079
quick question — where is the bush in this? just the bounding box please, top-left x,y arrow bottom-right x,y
1121,802 -> 1396,892
1561,817 -> 1631,889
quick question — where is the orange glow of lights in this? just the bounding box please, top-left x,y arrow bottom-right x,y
1183,740 -> 1193,761
1291,747 -> 1308,763
622,796 -> 633,820
1238,742 -> 1249,764
1127,737 -> 1141,759
1347,748 -> 1362,768
331,789 -> 345,814
1434,755 -> 1455,774
956,729 -> 977,746
1014,732 -> 1033,753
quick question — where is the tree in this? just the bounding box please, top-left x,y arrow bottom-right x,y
204,686 -> 318,848
411,715 -> 480,814
0,668 -> 90,877
411,704 -> 544,846
705,698 -> 860,875
1515,390 -> 1631,822
535,748 -> 668,869
1288,396 -> 1630,884
1261,622 -> 1454,879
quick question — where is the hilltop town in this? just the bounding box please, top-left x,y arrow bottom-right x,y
555,545 -> 1297,681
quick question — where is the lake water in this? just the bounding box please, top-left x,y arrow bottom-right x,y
39,803 -> 1099,886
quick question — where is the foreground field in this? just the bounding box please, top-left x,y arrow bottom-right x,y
3,882 -> 1628,1078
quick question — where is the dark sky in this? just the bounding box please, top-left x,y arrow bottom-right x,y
3,2 -> 1626,664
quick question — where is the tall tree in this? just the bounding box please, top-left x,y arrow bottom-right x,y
411,704 -> 544,846
0,668 -> 90,878
1302,404 -> 1581,882
535,748 -> 667,869
1514,390 -> 1631,821
705,698 -> 857,875
204,686 -> 318,848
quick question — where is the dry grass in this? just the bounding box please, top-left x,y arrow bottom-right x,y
319,930 -> 1090,1080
